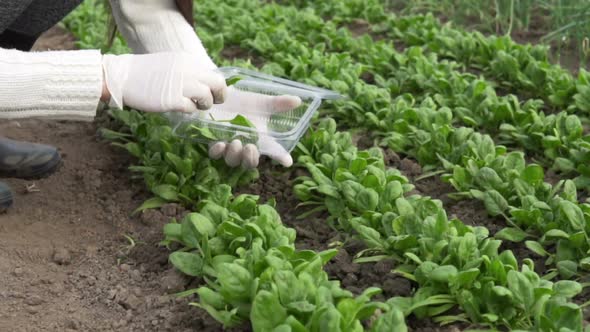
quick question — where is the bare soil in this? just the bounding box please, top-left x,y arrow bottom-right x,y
221,45 -> 265,68
346,19 -> 372,38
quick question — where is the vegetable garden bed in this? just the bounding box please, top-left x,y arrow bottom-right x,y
9,0 -> 588,330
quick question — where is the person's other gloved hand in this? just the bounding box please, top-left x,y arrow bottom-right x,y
207,91 -> 302,169
102,52 -> 227,113
109,0 -> 300,169
109,0 -> 213,60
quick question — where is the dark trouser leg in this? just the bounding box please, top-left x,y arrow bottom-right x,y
0,29 -> 40,51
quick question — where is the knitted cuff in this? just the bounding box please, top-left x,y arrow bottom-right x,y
0,48 -> 103,120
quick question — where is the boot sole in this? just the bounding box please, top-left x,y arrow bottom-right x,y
0,151 -> 62,180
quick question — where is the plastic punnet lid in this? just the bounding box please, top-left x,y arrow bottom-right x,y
217,67 -> 344,101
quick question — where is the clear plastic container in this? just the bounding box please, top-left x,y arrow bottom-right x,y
170,67 -> 342,156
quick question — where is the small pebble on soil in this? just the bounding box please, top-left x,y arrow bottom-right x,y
53,248 -> 72,265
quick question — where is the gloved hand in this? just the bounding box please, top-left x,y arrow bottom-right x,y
207,92 -> 302,168
102,52 -> 227,113
109,0 -> 299,168
202,88 -> 300,169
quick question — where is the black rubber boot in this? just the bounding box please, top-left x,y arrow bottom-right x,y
0,182 -> 13,212
0,137 -> 61,179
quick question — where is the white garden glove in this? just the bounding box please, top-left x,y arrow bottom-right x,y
207,92 -> 302,168
102,52 -> 227,113
109,0 -> 299,169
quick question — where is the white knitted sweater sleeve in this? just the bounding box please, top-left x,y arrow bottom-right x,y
0,48 -> 103,121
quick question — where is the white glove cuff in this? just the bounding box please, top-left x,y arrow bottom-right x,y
102,54 -> 132,109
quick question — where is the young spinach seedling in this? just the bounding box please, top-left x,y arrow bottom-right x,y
226,76 -> 244,86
